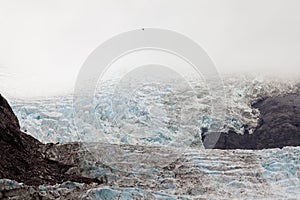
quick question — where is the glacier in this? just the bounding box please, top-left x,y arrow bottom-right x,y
1,144 -> 299,199
10,75 -> 299,145
4,74 -> 300,199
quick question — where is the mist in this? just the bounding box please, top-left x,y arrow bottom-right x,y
1,0 -> 300,97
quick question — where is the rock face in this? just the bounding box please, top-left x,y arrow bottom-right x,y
0,94 -> 100,186
208,94 -> 300,149
252,94 -> 300,149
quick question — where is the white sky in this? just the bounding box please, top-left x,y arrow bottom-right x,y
1,0 -> 300,97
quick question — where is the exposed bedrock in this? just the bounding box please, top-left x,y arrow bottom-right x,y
204,93 -> 300,149
0,94 -> 100,186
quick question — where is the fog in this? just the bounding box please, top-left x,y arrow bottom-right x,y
1,0 -> 300,97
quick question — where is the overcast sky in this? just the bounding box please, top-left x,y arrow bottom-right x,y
1,0 -> 300,97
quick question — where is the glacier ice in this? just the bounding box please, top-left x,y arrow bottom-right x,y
33,143 -> 300,199
4,74 -> 300,198
10,75 -> 300,146
0,144 -> 299,199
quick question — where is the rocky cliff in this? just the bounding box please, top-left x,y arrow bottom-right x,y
0,94 -> 99,186
206,94 -> 300,149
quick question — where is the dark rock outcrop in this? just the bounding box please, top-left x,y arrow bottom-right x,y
251,93 -> 300,149
205,94 -> 300,149
0,94 -> 101,186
